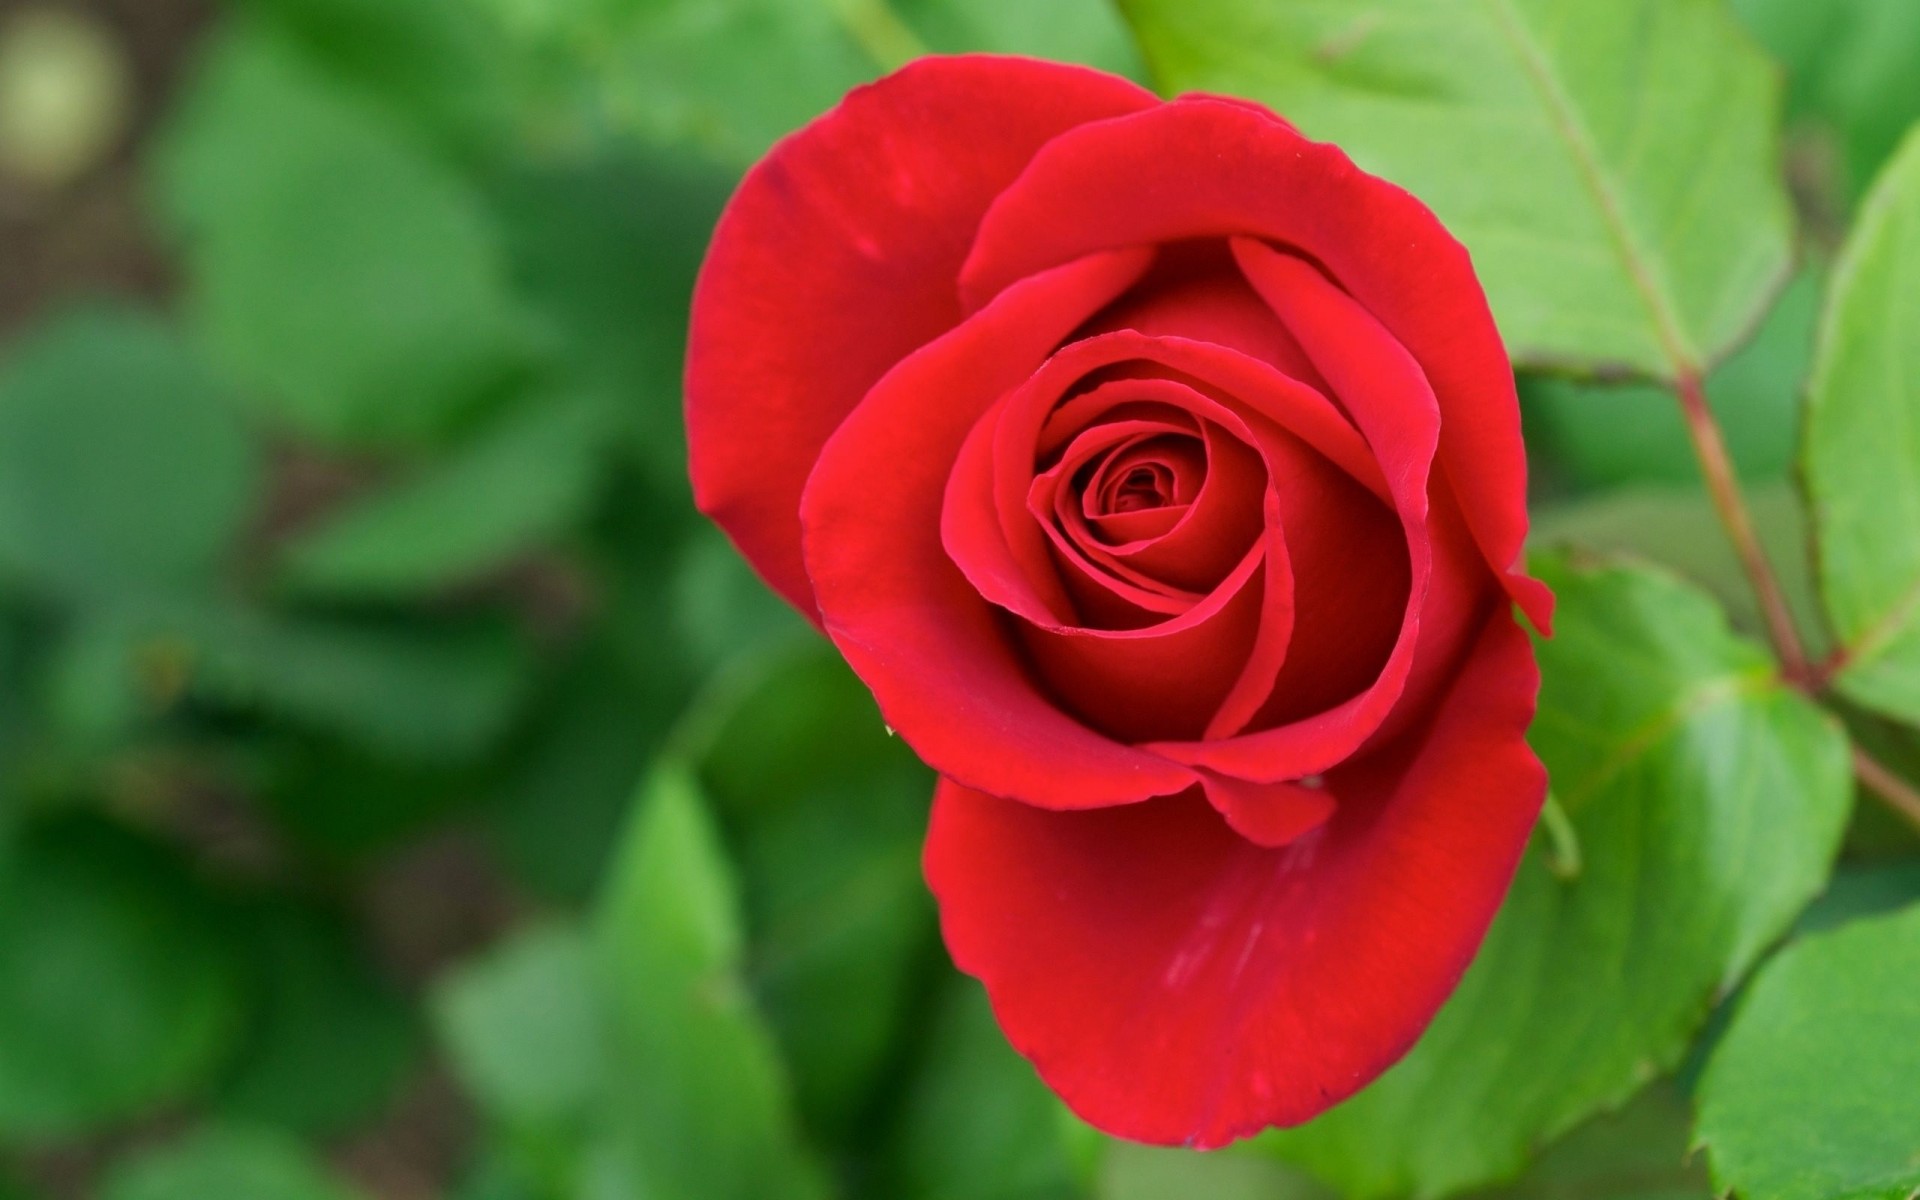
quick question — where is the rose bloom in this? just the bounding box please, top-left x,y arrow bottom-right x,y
686,55 -> 1552,1147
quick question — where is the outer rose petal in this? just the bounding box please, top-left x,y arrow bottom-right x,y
925,607 -> 1544,1147
957,96 -> 1550,629
686,56 -> 1155,620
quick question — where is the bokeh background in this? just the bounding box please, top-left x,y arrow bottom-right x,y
0,1 -> 1914,1198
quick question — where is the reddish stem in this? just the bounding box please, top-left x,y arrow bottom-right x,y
1673,371 -> 1812,683
1670,372 -> 1920,832
1851,746 -> 1920,834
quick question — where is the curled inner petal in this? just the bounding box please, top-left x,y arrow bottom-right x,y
1091,435 -> 1203,514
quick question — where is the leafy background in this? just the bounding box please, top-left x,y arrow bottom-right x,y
0,1 -> 1915,1198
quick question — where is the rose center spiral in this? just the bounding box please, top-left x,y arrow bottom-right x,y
1082,433 -> 1206,519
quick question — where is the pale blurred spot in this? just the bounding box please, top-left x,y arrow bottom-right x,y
0,7 -> 130,187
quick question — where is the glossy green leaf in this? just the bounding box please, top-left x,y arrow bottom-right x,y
433,923 -> 604,1130
153,24 -> 532,447
99,1126 -> 367,1200
215,902 -> 417,1134
1118,0 -> 1793,379
692,644 -> 936,1141
0,305 -> 256,601
276,394 -> 609,599
1259,557 -> 1851,1198
590,765 -> 828,1200
0,819 -> 246,1140
1695,903 -> 1920,1200
1804,129 -> 1920,727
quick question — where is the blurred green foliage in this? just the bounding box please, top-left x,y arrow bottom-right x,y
0,0 -> 1915,1198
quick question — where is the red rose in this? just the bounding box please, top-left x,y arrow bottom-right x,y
686,55 -> 1552,1147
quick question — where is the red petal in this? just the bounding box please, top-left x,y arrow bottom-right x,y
1154,247 -> 1440,774
924,607 -> 1545,1147
1200,772 -> 1336,849
1034,392 -> 1265,595
687,56 -> 1154,620
957,97 -> 1547,628
1019,544 -> 1268,743
802,248 -> 1196,808
1080,241 -> 1328,387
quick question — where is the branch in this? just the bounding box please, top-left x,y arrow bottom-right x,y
1672,371 -> 1812,682
1850,746 -> 1920,834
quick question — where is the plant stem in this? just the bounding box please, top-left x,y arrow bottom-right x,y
1851,746 -> 1920,833
1673,371 -> 1811,682
1671,371 -> 1920,833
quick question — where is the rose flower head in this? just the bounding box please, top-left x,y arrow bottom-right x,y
686,54 -> 1552,1148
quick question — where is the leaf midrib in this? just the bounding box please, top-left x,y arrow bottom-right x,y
1481,0 -> 1701,376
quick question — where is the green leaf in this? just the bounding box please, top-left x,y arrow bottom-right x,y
1118,0 -> 1794,379
233,0 -> 520,155
0,305 -> 257,601
172,604 -> 533,762
432,923 -> 605,1131
1138,1086 -> 1707,1200
483,644 -> 686,902
1258,557 -> 1852,1198
882,974 -> 1092,1200
1733,0 -> 1920,205
1792,861 -> 1920,935
671,530 -> 811,679
692,645 -> 936,1141
1523,267 -> 1821,491
896,0 -> 1144,79
1530,481 -> 1827,657
99,1126 -> 367,1200
501,0 -> 1140,167
487,152 -> 730,484
560,0 -> 875,166
451,1149 -> 554,1200
276,394 -> 610,599
1804,129 -> 1920,728
254,735 -> 484,857
0,611 -> 34,807
215,902 -> 417,1134
590,765 -> 828,1200
0,818 -> 246,1140
1695,902 -> 1920,1200
1466,1085 -> 1708,1200
1102,1143 -> 1323,1200
153,23 -> 533,447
